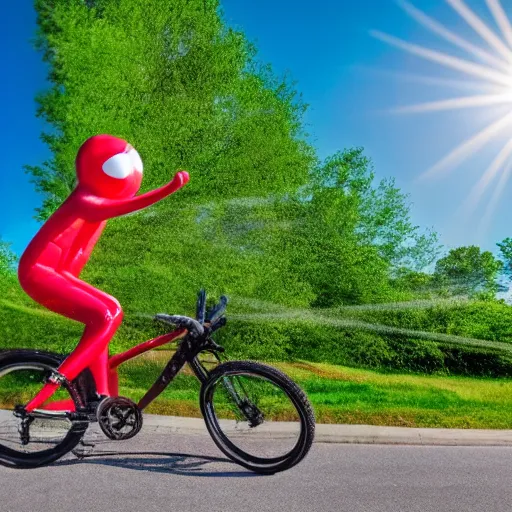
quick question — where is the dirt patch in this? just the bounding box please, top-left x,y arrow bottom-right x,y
289,362 -> 365,382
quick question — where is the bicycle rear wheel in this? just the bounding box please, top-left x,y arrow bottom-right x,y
200,361 -> 315,474
0,351 -> 88,468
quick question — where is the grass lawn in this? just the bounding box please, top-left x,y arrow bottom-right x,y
3,283 -> 512,429
113,351 -> 512,429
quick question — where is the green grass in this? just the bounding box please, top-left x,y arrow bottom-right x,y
4,273 -> 512,428
277,362 -> 512,428
109,353 -> 512,429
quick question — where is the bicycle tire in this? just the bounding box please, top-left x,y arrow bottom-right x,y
0,350 -> 89,468
200,360 -> 315,474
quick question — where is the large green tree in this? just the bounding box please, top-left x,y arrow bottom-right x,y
310,148 -> 440,272
269,148 -> 440,308
29,0 -> 314,220
27,0 -> 318,316
434,246 -> 503,298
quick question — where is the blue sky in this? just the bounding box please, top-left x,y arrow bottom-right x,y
3,0 -> 512,256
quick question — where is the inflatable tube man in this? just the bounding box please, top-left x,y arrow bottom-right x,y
18,135 -> 189,409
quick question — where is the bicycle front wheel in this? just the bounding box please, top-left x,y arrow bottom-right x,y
200,361 -> 315,474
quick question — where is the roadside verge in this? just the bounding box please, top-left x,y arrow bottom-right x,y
143,414 -> 512,446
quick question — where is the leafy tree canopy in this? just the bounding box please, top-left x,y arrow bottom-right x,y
434,245 -> 503,299
29,0 -> 315,220
0,239 -> 18,278
498,237 -> 512,278
309,148 -> 440,272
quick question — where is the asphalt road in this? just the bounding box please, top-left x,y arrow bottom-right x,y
2,426 -> 512,512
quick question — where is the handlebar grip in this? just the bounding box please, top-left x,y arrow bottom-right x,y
154,314 -> 204,337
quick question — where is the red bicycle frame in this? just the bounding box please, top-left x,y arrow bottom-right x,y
35,328 -> 187,412
28,290 -> 226,413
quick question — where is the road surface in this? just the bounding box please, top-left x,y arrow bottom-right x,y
1,422 -> 512,512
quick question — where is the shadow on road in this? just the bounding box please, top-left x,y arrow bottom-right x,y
55,451 -> 262,478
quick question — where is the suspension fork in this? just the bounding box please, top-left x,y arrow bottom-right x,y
191,353 -> 262,424
190,354 -> 244,407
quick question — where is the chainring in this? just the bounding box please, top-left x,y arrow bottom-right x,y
96,396 -> 143,441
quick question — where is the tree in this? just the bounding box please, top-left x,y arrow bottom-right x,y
28,0 -> 314,220
433,246 -> 503,298
498,238 -> 512,278
284,189 -> 392,307
239,148 -> 440,308
309,148 -> 440,272
27,0 -> 317,314
0,239 -> 17,278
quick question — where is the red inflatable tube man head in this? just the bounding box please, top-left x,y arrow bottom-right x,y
76,134 -> 144,199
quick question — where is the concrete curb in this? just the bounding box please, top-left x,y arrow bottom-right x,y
142,414 -> 512,447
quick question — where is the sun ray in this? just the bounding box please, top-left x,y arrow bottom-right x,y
370,31 -> 512,87
391,93 -> 512,113
420,110 -> 512,179
397,0 -> 510,71
445,0 -> 512,63
459,138 -> 512,215
479,154 -> 512,234
356,66 -> 503,92
389,74 -> 500,92
485,0 -> 512,49
375,1 -> 512,225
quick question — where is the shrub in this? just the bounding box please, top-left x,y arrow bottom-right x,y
387,337 -> 445,374
4,274 -> 512,378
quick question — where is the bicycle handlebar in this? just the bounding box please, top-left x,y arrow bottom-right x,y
154,293 -> 228,338
154,314 -> 205,337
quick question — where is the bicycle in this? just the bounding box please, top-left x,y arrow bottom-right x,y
0,290 -> 315,474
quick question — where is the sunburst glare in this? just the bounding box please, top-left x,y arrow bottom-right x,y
372,0 -> 512,228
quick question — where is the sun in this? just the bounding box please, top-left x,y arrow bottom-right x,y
372,0 -> 512,231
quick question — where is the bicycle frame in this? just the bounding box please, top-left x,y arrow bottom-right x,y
26,290 -> 226,415
31,326 -> 220,415
107,328 -> 189,401
27,329 -> 218,416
